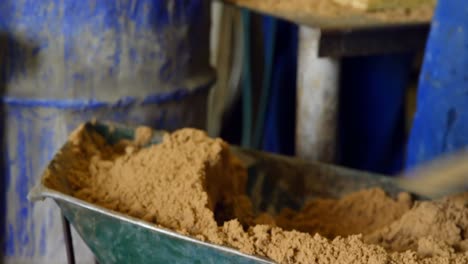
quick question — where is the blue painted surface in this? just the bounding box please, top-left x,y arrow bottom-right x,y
0,0 -> 210,101
339,54 -> 413,175
4,87 -> 208,259
2,82 -> 212,109
0,0 -> 211,262
2,87 -> 211,263
262,20 -> 298,156
406,0 -> 468,169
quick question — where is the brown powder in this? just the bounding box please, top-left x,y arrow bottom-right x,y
133,126 -> 154,147
45,125 -> 468,264
365,193 -> 468,255
275,188 -> 412,238
61,126 -> 247,242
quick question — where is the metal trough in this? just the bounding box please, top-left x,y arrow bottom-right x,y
28,122 -> 414,264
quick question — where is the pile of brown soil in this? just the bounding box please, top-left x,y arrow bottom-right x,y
44,125 -> 468,263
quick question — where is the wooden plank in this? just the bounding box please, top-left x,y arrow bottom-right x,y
222,0 -> 434,30
333,0 -> 434,12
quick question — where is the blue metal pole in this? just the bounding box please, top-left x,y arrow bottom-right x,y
407,0 -> 468,169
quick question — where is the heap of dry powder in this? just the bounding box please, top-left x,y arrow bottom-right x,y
44,125 -> 468,264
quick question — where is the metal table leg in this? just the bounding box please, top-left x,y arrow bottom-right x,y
61,214 -> 75,264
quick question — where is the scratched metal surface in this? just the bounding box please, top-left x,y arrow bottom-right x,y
0,1 -> 212,263
29,122 -> 415,263
406,0 -> 468,169
0,0 -> 212,101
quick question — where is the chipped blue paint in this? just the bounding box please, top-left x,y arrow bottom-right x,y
407,0 -> 468,168
16,112 -> 30,257
0,0 -> 210,100
1,0 -> 212,263
3,81 -> 212,264
6,224 -> 14,255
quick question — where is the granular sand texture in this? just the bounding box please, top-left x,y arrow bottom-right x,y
44,125 -> 468,264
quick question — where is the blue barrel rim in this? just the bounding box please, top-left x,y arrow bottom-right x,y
1,79 -> 214,110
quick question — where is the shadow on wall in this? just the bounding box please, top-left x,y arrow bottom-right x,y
0,32 -> 39,260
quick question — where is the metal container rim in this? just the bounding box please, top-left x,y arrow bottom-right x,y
28,184 -> 274,263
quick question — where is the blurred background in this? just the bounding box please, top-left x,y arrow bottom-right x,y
2,0 -> 467,263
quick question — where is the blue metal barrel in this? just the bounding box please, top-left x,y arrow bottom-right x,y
0,0 -> 213,263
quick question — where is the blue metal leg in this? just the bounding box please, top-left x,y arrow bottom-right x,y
407,0 -> 468,169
